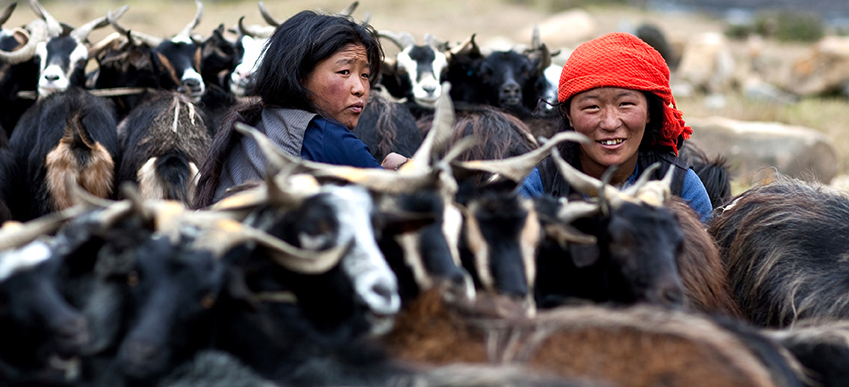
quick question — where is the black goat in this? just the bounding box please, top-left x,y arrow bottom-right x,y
0,238 -> 90,385
0,6 -> 42,136
709,175 -> 849,327
534,150 -> 686,311
353,92 -> 423,161
9,87 -> 120,221
117,92 -> 210,205
92,0 -> 206,121
679,140 -> 732,209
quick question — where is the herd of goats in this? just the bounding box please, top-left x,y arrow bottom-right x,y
2,0 -> 849,387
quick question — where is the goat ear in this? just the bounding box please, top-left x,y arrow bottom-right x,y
568,243 -> 600,268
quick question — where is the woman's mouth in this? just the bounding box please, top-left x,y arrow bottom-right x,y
348,103 -> 364,113
598,138 -> 625,146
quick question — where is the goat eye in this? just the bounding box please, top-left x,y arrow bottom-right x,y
201,294 -> 215,309
127,271 -> 139,287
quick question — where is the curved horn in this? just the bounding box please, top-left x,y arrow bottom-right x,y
621,162 -> 661,198
449,34 -> 480,57
0,2 -> 16,27
198,218 -> 348,274
378,30 -> 416,50
633,164 -> 675,207
29,0 -> 61,37
71,5 -> 126,43
258,1 -> 280,27
0,19 -> 46,65
451,131 -> 591,183
549,147 -> 632,209
424,33 -> 449,51
107,8 -> 162,47
339,1 -> 358,16
87,32 -> 123,59
410,82 -> 454,167
237,17 -> 274,38
0,206 -> 87,251
178,0 -> 203,38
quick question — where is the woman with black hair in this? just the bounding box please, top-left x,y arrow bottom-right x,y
194,10 -> 406,208
524,32 -> 712,221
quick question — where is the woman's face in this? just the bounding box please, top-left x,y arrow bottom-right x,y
566,87 -> 649,182
304,43 -> 371,130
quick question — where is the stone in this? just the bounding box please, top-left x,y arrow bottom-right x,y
523,10 -> 596,49
782,36 -> 849,96
687,116 -> 838,185
674,32 -> 736,94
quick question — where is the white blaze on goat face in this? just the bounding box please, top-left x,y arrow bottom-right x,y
229,35 -> 268,96
36,38 -> 88,98
324,185 -> 401,316
397,46 -> 447,108
0,240 -> 52,282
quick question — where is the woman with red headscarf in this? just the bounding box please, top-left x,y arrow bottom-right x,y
522,32 -> 712,221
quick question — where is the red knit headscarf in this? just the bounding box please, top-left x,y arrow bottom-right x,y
558,32 -> 691,155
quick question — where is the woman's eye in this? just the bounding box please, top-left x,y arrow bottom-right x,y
338,69 -> 350,75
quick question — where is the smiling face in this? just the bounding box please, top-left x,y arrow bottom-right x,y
303,43 -> 371,130
566,87 -> 649,185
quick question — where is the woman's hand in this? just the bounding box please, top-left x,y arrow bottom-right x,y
381,152 -> 409,170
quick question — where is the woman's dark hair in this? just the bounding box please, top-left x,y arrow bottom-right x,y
193,11 -> 383,209
249,10 -> 383,111
556,90 -> 667,152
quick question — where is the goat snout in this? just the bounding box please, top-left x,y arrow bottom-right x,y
498,81 -> 522,106
650,281 -> 685,310
355,270 -> 400,316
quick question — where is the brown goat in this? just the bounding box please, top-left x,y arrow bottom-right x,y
382,288 -> 803,387
668,196 -> 744,319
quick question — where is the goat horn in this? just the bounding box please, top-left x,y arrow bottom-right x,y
71,5 -> 126,44
0,19 -> 46,65
258,1 -> 280,27
199,218 -> 348,274
29,0 -> 62,37
410,82 -> 454,168
452,131 -> 591,184
634,164 -> 675,207
424,34 -> 448,51
621,162 -> 661,198
0,2 -> 15,27
178,0 -> 203,38
339,1 -> 358,16
87,32 -> 123,59
531,24 -> 541,50
238,17 -> 274,38
449,34 -> 479,57
361,12 -> 371,25
378,30 -> 416,50
550,147 -> 632,209
107,8 -> 162,47
557,199 -> 601,225
0,206 -> 86,251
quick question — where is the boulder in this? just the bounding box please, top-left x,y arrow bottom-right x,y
674,32 -> 736,94
781,36 -> 849,96
522,10 -> 596,49
687,116 -> 838,185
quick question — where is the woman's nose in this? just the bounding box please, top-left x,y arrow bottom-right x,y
351,78 -> 367,96
598,107 -> 620,130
